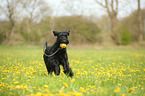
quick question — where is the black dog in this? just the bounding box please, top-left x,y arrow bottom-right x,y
43,30 -> 74,77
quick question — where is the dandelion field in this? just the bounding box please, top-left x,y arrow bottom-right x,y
0,46 -> 145,96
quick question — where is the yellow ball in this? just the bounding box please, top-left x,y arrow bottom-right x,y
60,43 -> 66,48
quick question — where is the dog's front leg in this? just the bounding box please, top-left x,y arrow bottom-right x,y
62,54 -> 74,77
53,60 -> 60,75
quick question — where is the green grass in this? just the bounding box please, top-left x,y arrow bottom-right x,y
0,46 -> 145,96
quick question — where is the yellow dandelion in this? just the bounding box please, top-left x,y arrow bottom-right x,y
114,87 -> 120,93
60,70 -> 63,74
24,85 -> 28,90
118,84 -> 121,86
16,85 -> 23,89
22,83 -> 26,86
59,92 -> 66,96
86,88 -> 90,91
2,78 -> 6,80
71,79 -> 75,83
128,88 -> 134,93
38,88 -> 42,91
80,87 -> 86,93
16,85 -> 22,89
112,63 -> 116,64
68,91 -> 73,95
48,94 -> 55,96
98,87 -> 103,93
44,85 -> 49,88
14,81 -> 19,84
122,94 -> 126,96
27,79 -> 30,82
43,89 -> 49,93
74,92 -> 83,96
7,86 -> 11,88
63,83 -> 68,87
68,92 -> 83,96
36,92 -> 42,96
28,76 -> 31,78
32,87 -> 36,89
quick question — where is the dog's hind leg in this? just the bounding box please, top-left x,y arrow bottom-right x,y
62,60 -> 74,77
43,55 -> 53,75
63,65 -> 74,77
68,68 -> 74,77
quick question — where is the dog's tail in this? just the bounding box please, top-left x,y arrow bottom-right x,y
45,41 -> 47,49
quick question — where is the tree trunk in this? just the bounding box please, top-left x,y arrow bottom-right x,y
138,0 -> 143,43
10,23 -> 15,38
110,14 -> 118,44
6,31 -> 9,39
9,19 -> 15,39
7,0 -> 15,40
27,19 -> 31,42
96,0 -> 119,44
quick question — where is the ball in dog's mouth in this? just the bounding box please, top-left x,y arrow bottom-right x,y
60,43 -> 66,48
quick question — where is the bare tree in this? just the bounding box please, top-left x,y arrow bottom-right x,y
21,0 -> 50,41
138,0 -> 143,43
7,0 -> 15,39
60,0 -> 83,16
22,0 -> 49,22
96,0 -> 119,44
0,0 -> 20,39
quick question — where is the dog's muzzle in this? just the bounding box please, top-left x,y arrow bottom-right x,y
60,43 -> 66,48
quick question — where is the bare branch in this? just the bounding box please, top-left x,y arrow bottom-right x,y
111,0 -> 114,11
96,0 -> 106,8
115,0 -> 119,15
111,0 -> 118,16
105,0 -> 111,17
111,0 -> 117,15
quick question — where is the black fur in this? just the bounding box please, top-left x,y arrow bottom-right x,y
43,30 -> 74,77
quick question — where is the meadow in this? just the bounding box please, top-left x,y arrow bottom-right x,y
0,46 -> 144,96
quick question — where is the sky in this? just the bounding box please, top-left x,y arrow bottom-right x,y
48,0 -> 145,19
0,0 -> 145,20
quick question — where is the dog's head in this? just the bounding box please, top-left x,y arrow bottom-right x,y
53,30 -> 70,48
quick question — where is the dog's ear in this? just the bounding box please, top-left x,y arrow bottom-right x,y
66,30 -> 70,36
53,31 -> 59,36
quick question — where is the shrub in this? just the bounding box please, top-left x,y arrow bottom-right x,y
118,25 -> 131,45
54,16 -> 101,44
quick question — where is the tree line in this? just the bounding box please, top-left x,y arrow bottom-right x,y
0,0 -> 144,45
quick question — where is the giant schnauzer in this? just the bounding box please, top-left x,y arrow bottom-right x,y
43,30 -> 74,77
